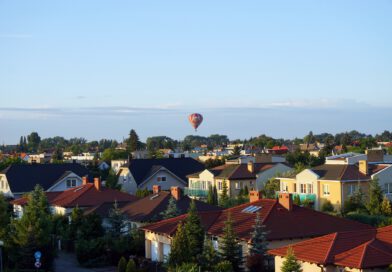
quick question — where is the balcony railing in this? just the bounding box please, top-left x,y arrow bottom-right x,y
276,192 -> 317,202
184,187 -> 209,198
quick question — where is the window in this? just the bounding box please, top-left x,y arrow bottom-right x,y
323,184 -> 330,196
385,183 -> 392,194
157,176 -> 167,182
235,182 -> 240,190
218,181 -> 222,190
66,179 -> 77,188
282,182 -> 288,192
348,184 -> 357,195
300,183 -> 313,194
212,237 -> 219,250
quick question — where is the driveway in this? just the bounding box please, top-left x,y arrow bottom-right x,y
54,251 -> 116,272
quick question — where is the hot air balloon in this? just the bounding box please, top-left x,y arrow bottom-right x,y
188,113 -> 203,131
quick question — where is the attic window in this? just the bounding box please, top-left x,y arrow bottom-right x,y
241,205 -> 261,213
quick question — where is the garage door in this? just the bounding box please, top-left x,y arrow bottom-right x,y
151,241 -> 158,261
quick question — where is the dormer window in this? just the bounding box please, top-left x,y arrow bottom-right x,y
157,176 -> 166,182
66,178 -> 77,188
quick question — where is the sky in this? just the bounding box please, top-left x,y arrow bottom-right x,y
0,1 -> 391,144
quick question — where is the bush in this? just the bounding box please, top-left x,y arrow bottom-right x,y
321,200 -> 334,213
345,212 -> 392,227
125,259 -> 137,272
168,263 -> 198,272
75,238 -> 108,266
214,260 -> 234,272
118,257 -> 127,272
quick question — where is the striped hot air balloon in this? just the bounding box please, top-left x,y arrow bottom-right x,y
188,113 -> 203,131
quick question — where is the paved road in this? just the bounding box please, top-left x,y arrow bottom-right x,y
54,251 -> 116,272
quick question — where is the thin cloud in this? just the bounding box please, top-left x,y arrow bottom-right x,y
0,34 -> 33,39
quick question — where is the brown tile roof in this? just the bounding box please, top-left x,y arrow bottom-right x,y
269,225 -> 392,269
142,199 -> 372,242
307,164 -> 389,181
11,184 -> 138,209
121,191 -> 222,223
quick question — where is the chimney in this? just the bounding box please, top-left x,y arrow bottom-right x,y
359,160 -> 369,175
170,186 -> 182,200
94,177 -> 101,191
278,192 -> 293,211
247,161 -> 254,173
249,190 -> 262,203
153,185 -> 161,194
365,149 -> 384,163
82,176 -> 88,185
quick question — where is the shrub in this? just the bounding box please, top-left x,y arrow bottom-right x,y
214,260 -> 234,272
75,238 -> 108,266
345,212 -> 392,227
118,257 -> 127,272
125,259 -> 137,272
321,200 -> 334,213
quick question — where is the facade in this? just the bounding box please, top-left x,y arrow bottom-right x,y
117,158 -> 205,194
111,159 -> 128,174
187,161 -> 292,198
142,192 -> 371,263
0,163 -> 90,198
269,225 -> 392,272
277,158 -> 392,211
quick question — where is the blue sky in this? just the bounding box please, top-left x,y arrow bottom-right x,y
1,1 -> 391,143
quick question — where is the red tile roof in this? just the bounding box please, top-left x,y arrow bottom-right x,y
11,183 -> 138,209
269,225 -> 392,269
142,199 -> 372,242
205,163 -> 282,180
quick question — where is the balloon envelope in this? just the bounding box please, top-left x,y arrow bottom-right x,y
188,113 -> 203,130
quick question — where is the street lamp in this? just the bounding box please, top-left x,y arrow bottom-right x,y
0,240 -> 3,272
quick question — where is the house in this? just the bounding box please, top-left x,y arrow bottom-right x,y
277,150 -> 392,211
68,152 -> 96,165
186,161 -> 292,198
97,161 -> 110,171
11,177 -> 138,218
117,158 -> 205,194
0,163 -> 91,198
269,225 -> 392,272
121,185 -> 222,229
142,192 -> 372,263
299,143 -> 321,156
28,153 -> 52,164
266,145 -> 289,155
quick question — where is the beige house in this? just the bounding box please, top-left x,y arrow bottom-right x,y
277,156 -> 392,211
187,161 -> 292,198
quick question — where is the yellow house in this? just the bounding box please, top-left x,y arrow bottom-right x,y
187,161 -> 292,198
277,160 -> 392,211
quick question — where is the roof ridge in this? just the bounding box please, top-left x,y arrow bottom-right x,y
53,183 -> 94,205
338,164 -> 348,180
358,238 -> 375,268
260,199 -> 278,225
366,239 -> 392,259
323,232 -> 338,264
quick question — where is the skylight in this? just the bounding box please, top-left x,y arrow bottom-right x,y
241,205 -> 261,213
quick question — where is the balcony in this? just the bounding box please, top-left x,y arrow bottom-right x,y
184,187 -> 209,198
276,192 -> 317,203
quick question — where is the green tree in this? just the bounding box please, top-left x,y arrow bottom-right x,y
118,257 -> 127,272
381,196 -> 392,216
168,222 -> 190,266
367,178 -> 383,215
220,212 -> 242,271
127,129 -> 140,153
12,184 -> 53,269
105,169 -> 121,190
135,188 -> 150,197
27,132 -> 41,152
185,200 -> 205,262
78,212 -> 104,240
108,201 -> 127,238
232,145 -> 242,156
247,212 -> 269,272
281,247 -> 302,272
303,131 -> 315,144
263,177 -> 280,199
200,236 -> 220,271
0,193 -> 10,240
125,259 -> 137,272
293,194 -> 301,206
207,184 -> 218,206
219,180 -> 229,208
52,147 -> 63,162
214,260 -> 234,272
161,196 -> 180,219
321,200 -> 334,213
68,206 -> 84,241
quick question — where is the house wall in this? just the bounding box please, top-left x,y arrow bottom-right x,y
318,181 -> 342,211
373,165 -> 392,199
188,170 -> 215,190
118,168 -> 138,194
145,231 -> 172,262
141,169 -> 186,191
48,173 -> 83,192
342,181 -> 369,203
228,179 -> 255,197
0,174 -> 12,197
255,164 -> 292,190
